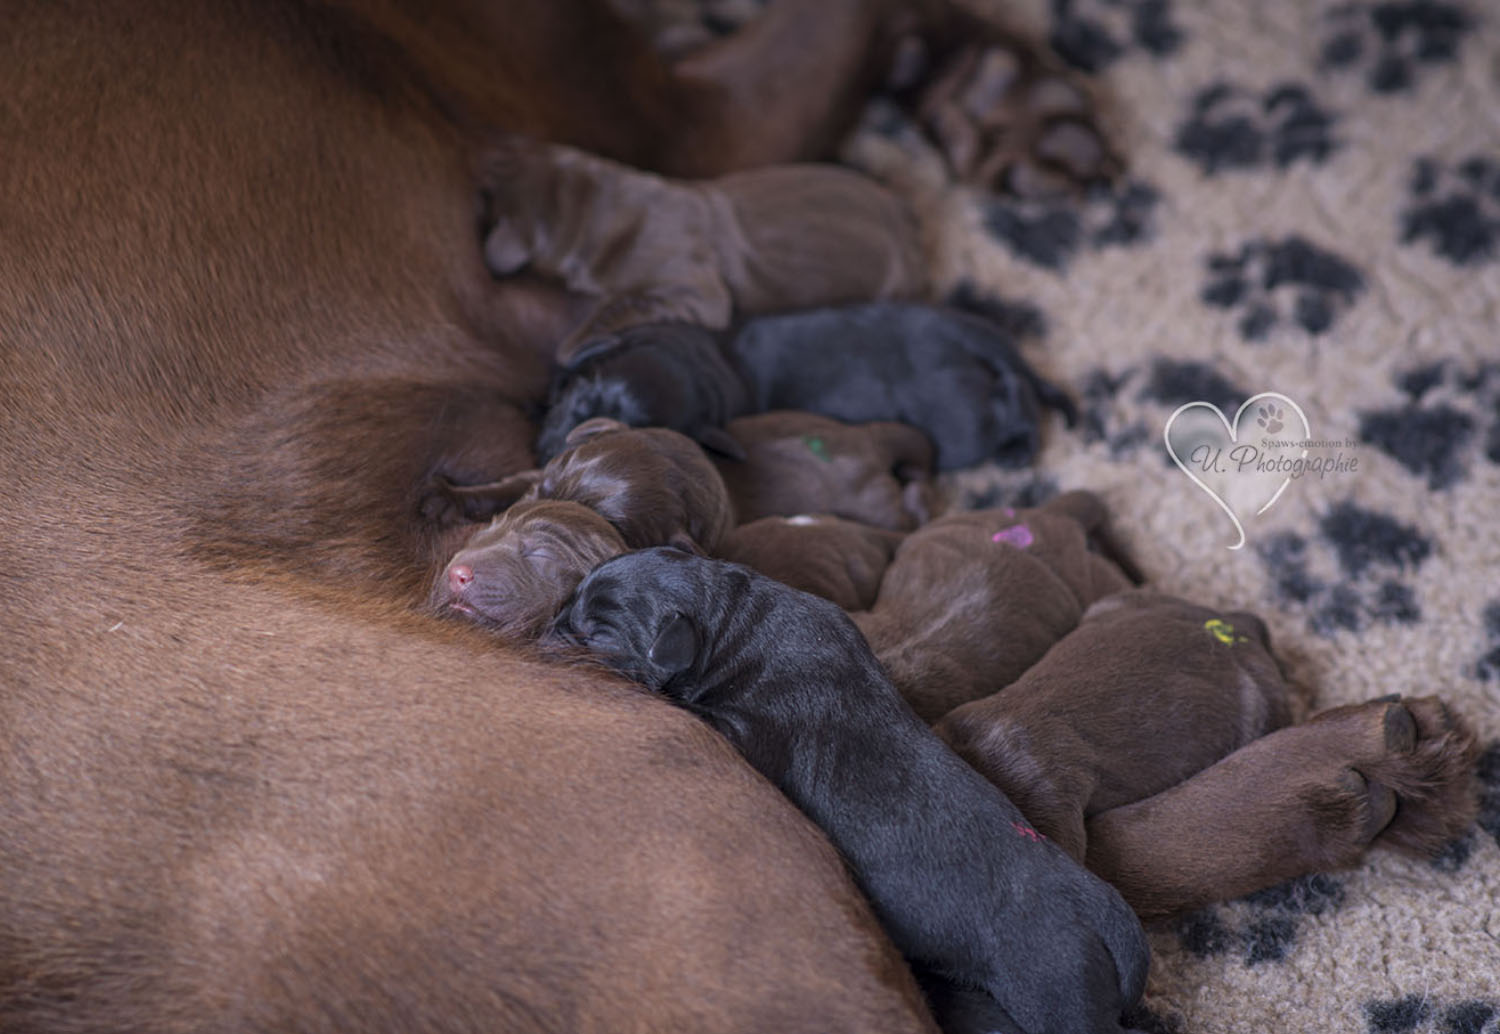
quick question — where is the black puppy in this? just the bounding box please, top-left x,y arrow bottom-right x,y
726,302 -> 1075,470
552,548 -> 1149,1034
535,323 -> 750,463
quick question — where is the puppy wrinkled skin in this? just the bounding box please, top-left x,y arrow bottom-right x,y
441,418 -> 736,555
552,549 -> 1150,1034
935,589 -> 1296,861
535,323 -> 751,463
480,138 -> 927,363
714,515 -> 904,611
432,499 -> 628,638
853,491 -> 1137,721
716,411 -> 940,531
726,302 -> 1076,470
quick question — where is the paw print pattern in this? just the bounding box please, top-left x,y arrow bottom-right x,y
1401,155 -> 1500,266
1079,365 -> 1150,457
1048,0 -> 1185,73
1362,995 -> 1497,1034
1257,501 -> 1431,637
1475,602 -> 1500,683
1172,873 -> 1347,967
1257,404 -> 1286,434
983,179 -> 1160,269
1201,237 -> 1366,341
1174,82 -> 1339,175
1321,1 -> 1474,94
1362,361 -> 1500,491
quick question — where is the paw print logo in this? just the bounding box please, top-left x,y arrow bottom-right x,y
1257,405 -> 1285,434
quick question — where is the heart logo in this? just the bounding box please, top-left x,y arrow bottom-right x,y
1163,392 -> 1310,550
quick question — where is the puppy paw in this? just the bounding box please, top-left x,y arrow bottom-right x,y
897,26 -> 1121,196
1303,696 -> 1479,857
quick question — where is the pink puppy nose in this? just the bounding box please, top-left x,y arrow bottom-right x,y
448,564 -> 475,594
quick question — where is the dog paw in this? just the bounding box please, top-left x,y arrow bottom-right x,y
898,28 -> 1120,197
1302,695 -> 1480,857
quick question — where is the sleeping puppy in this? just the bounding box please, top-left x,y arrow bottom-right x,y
726,301 -> 1076,470
534,323 -> 750,463
714,515 -> 904,611
715,411 -> 941,531
479,138 -> 926,365
439,417 -> 736,555
551,548 -> 1150,1034
430,499 -> 627,639
934,590 -> 1296,861
853,491 -> 1137,722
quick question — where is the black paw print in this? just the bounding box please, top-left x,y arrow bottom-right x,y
1173,873 -> 1347,967
1362,994 -> 1497,1034
1257,501 -> 1430,637
1257,404 -> 1286,434
1174,82 -> 1339,175
1078,365 -> 1150,458
1321,1 -> 1474,94
1401,154 -> 1500,266
1201,237 -> 1366,341
982,179 -> 1160,270
1048,0 -> 1185,73
1361,360 -> 1500,491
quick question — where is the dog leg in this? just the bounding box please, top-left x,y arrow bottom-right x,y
1084,695 -> 1479,920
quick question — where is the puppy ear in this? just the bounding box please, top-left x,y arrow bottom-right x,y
557,332 -> 623,370
666,531 -> 705,556
694,426 -> 747,461
564,417 -> 628,447
439,470 -> 540,521
648,612 -> 699,676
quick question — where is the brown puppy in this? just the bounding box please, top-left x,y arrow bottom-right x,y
715,515 -> 905,611
1085,695 -> 1480,919
431,500 -> 628,638
443,417 -> 736,555
480,140 -> 928,363
714,411 -> 940,531
852,491 -> 1137,721
934,590 -> 1297,861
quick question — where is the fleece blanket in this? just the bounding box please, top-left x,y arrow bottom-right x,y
682,0 -> 1500,1030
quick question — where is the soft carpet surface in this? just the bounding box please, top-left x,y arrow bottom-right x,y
690,0 -> 1500,1029
841,1 -> 1500,1030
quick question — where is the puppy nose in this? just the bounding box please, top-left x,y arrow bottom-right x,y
448,564 -> 475,594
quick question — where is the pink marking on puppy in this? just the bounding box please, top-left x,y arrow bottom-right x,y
992,524 -> 1034,548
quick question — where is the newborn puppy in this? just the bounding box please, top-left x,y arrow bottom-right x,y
714,515 -> 904,612
853,491 -> 1137,722
430,499 -> 626,638
552,549 -> 1150,1034
715,411 -> 941,531
440,418 -> 736,555
726,302 -> 1076,470
935,590 -> 1295,861
479,139 -> 926,365
534,323 -> 750,464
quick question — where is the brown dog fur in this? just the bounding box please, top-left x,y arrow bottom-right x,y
447,416 -> 736,554
934,590 -> 1297,860
715,411 -> 941,531
715,515 -> 906,611
480,139 -> 928,363
431,499 -> 629,638
852,491 -> 1137,720
1085,695 -> 1480,920
2,2 -> 966,1030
